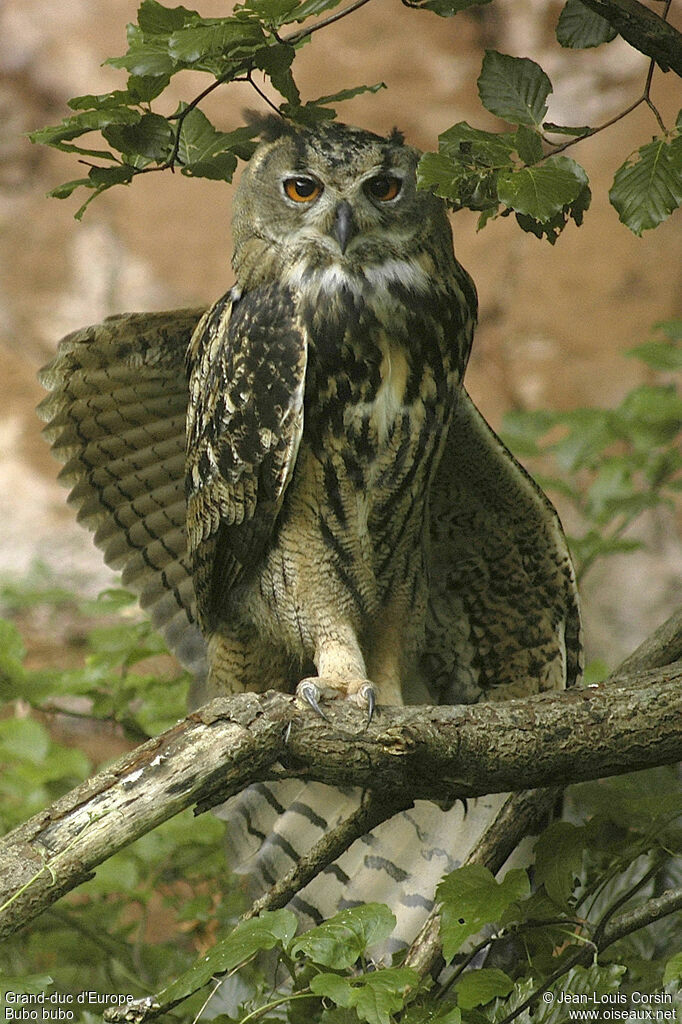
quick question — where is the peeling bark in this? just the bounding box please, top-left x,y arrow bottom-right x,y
0,611 -> 680,941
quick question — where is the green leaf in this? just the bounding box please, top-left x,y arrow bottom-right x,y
103,112 -> 173,163
137,0 -> 199,35
167,19 -> 265,63
610,135 -> 682,235
158,910 -> 298,1006
0,976 -> 55,1001
177,108 -> 252,179
498,155 -> 587,221
418,122 -> 515,212
312,968 -> 418,1024
400,1008 -> 461,1024
454,968 -> 513,1009
584,459 -> 636,523
128,73 -> 172,102
439,121 -> 517,167
292,0 -> 345,20
312,83 -> 386,106
107,26 -> 179,77
556,0 -> 617,48
67,89 -> 133,111
242,0 -> 300,26
616,384 -> 682,448
255,43 -> 299,104
583,658 -> 609,684
627,340 -> 682,371
543,122 -> 593,137
655,318 -> 682,342
0,717 -> 50,763
574,767 -> 682,832
282,84 -> 385,126
534,821 -> 585,906
663,951 -> 682,985
477,50 -> 552,126
70,163 -> 135,220
0,619 -> 26,696
29,107 -> 142,147
352,968 -> 418,1024
413,0 -> 493,14
292,904 -> 396,969
544,964 -> 626,1011
313,973 -> 355,1008
437,865 -> 530,962
515,124 -> 543,165
569,530 -> 643,569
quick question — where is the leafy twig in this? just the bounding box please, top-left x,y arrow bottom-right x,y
285,0 -> 375,45
545,0 -> 673,158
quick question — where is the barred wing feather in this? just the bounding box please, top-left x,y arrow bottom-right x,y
37,308 -> 207,678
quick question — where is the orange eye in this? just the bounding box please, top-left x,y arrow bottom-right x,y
283,176 -> 323,203
365,175 -> 402,202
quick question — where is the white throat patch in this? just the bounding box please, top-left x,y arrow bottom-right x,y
285,257 -> 431,300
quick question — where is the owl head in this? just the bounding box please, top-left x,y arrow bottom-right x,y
231,118 -> 453,290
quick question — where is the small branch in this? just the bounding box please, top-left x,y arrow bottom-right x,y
591,856 -> 665,947
600,885 -> 682,950
612,604 -> 682,676
137,0 -> 375,173
496,944 -> 597,1024
545,0 -> 675,160
577,0 -> 682,76
238,70 -> 283,117
241,791 -> 414,920
494,884 -> 682,1024
283,0 -> 375,46
404,788 -> 560,979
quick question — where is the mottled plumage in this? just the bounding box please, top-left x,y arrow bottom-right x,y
38,119 -> 581,955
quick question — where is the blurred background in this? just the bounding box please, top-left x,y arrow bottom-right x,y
1,0 -> 680,667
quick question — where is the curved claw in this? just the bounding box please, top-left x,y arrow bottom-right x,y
296,679 -> 329,720
358,682 -> 376,724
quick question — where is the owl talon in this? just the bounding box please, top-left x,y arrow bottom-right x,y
296,679 -> 328,720
358,682 -> 376,723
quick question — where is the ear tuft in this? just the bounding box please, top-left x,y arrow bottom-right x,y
242,110 -> 294,142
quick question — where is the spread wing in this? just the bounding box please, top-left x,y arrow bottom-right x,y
423,387 -> 582,704
185,285 -> 308,632
37,308 -> 207,677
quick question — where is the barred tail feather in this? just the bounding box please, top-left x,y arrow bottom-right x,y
220,782 -> 509,958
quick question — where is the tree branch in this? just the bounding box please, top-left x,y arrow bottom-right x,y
1,611 -> 680,941
403,609 -> 682,987
577,0 -> 682,76
241,791 -> 414,921
404,787 -> 561,978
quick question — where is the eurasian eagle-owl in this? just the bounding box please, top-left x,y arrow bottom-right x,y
39,119 -> 581,952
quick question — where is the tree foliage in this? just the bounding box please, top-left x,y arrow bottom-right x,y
29,0 -> 681,237
6,1 -> 682,1018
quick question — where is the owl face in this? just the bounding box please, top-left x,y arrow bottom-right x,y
231,120 -> 452,290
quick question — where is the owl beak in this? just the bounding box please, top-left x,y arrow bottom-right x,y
332,201 -> 356,255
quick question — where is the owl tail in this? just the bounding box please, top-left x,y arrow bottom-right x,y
218,779 -> 509,960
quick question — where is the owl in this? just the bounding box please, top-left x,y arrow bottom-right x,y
38,119 -> 581,955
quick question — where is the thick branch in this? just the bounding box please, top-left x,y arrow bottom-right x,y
577,0 -> 682,76
402,614 -> 682,984
1,652 -> 680,939
0,695 -> 288,940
